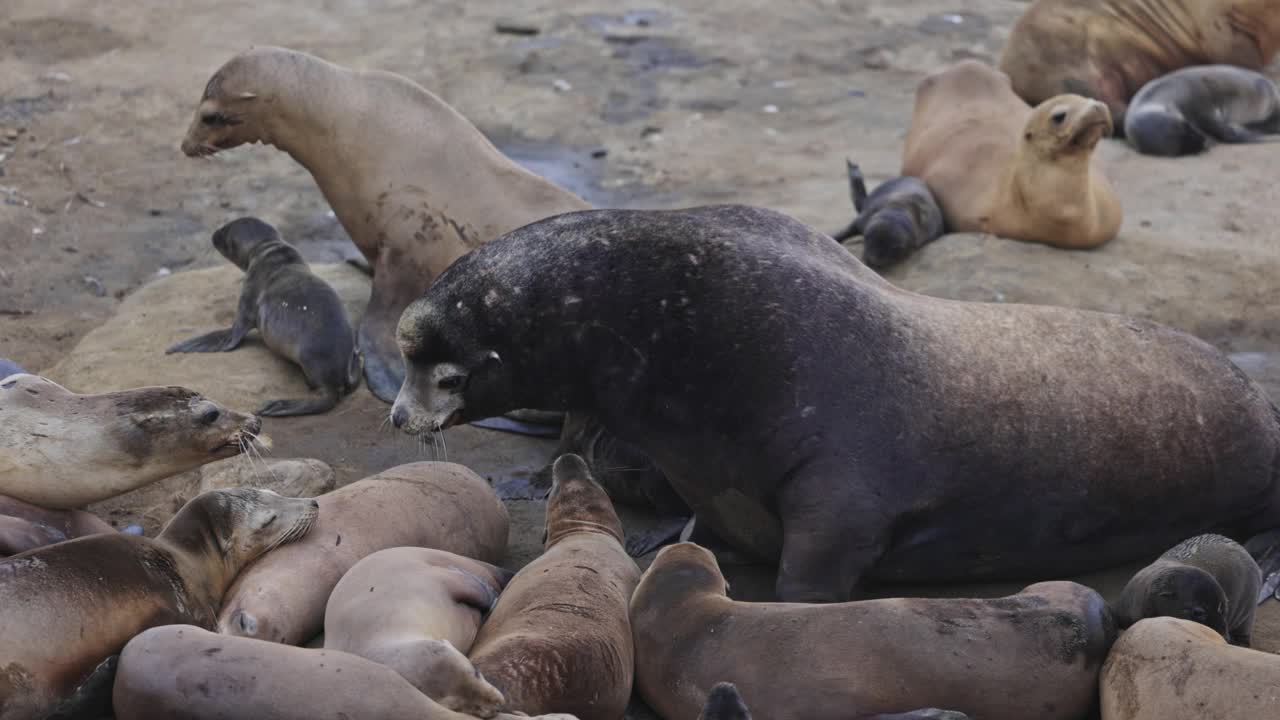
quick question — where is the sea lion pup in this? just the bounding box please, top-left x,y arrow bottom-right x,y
902,60 -> 1121,249
631,543 -> 1111,720
0,488 -> 317,720
113,625 -> 581,720
1124,65 -> 1280,156
323,547 -> 512,716
390,204 -> 1280,603
167,217 -> 361,417
999,0 -> 1280,123
0,494 -> 115,556
831,161 -> 944,269
469,455 -> 641,720
0,373 -> 268,508
220,462 -> 508,645
1099,616 -> 1280,720
1114,533 -> 1262,646
181,46 -> 591,402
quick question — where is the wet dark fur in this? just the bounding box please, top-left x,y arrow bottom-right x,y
1115,533 -> 1262,646
398,204 -> 1280,602
166,217 -> 361,416
832,162 -> 945,268
1124,66 -> 1280,156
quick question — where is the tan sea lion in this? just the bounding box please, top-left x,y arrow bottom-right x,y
630,543 -> 1114,720
0,494 -> 115,556
999,0 -> 1280,123
113,625 -> 581,720
902,60 -> 1121,250
323,547 -> 513,716
219,462 -> 508,646
0,488 -> 317,720
469,455 -> 640,720
180,46 -> 591,402
0,374 -> 268,509
1099,616 -> 1280,719
1115,533 -> 1262,645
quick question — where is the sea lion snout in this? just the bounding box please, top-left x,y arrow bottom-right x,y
1066,99 -> 1113,145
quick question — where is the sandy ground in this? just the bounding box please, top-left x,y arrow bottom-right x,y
4,0 -> 1280,696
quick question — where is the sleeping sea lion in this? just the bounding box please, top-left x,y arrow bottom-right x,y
1124,64 -> 1280,155
180,46 -> 590,402
167,217 -> 361,416
832,161 -> 945,268
0,488 -> 317,720
0,374 -> 268,509
902,60 -> 1121,250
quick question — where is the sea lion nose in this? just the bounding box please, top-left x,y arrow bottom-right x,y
246,416 -> 262,434
308,500 -> 320,510
390,405 -> 408,429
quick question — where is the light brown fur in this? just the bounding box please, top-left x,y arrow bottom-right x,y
0,494 -> 115,556
902,60 -> 1122,250
999,0 -> 1280,121
219,462 -> 508,646
0,374 -> 266,508
181,46 -> 591,401
1100,616 -> 1280,719
0,488 -> 317,720
113,625 -> 581,720
630,543 -> 1117,720
469,455 -> 640,720
324,547 -> 513,716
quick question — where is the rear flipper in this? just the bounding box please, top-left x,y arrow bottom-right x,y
864,711 -> 972,720
256,391 -> 340,417
44,655 -> 118,720
624,515 -> 693,558
832,159 -> 869,241
166,327 -> 246,354
1196,108 -> 1277,144
1245,528 -> 1280,603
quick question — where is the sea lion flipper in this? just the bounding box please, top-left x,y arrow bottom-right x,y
43,654 -> 119,720
623,515 -> 692,558
166,327 -> 245,354
846,160 -> 869,212
255,392 -> 339,417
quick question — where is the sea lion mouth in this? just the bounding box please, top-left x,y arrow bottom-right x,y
431,409 -> 463,432
1070,120 -> 1111,147
211,431 -> 273,456
267,506 -> 318,552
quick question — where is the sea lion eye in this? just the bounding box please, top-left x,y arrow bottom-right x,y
201,112 -> 230,127
1051,110 -> 1067,125
199,407 -> 221,425
438,375 -> 466,391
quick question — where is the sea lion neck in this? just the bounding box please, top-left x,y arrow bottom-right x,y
240,52 -> 359,175
157,497 -> 233,605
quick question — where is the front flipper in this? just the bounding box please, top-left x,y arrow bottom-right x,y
255,392 -> 340,417
864,710 -> 972,720
44,654 -> 119,720
166,327 -> 245,354
1245,528 -> 1280,603
359,256 -> 420,403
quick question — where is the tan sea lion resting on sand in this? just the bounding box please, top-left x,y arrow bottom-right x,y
113,625 -> 580,720
1099,616 -> 1280,720
167,217 -> 362,417
630,543 -> 1115,720
1115,533 -> 1261,645
999,0 -> 1280,123
0,488 -> 317,720
181,46 -> 590,402
902,60 -> 1121,249
0,494 -> 115,556
0,374 -> 268,509
469,455 -> 641,720
323,547 -> 514,716
220,462 -> 509,646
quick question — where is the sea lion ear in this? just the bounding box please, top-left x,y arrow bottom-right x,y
484,350 -> 502,368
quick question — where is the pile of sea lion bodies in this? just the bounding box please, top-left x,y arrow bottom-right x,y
5,0 -> 1280,718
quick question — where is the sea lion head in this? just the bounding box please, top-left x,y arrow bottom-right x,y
1140,565 -> 1229,638
159,487 -> 318,576
415,639 -> 507,719
542,453 -> 625,547
391,296 -> 512,436
105,385 -> 268,468
1024,94 -> 1113,158
211,216 -> 285,270
698,682 -> 752,720
645,542 -> 732,599
181,48 -> 288,157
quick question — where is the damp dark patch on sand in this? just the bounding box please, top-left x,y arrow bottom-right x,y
490,133 -> 685,208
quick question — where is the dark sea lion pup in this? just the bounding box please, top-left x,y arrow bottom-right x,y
390,203 -> 1280,603
832,161 -> 944,269
0,487 -> 318,720
1124,65 -> 1280,156
1115,533 -> 1262,646
167,217 -> 361,416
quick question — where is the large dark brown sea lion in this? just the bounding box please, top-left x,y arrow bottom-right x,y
180,46 -> 590,402
0,494 -> 115,557
999,0 -> 1280,123
1099,616 -> 1280,720
0,488 -> 317,720
1124,64 -> 1280,155
323,547 -> 512,716
219,462 -> 508,646
0,374 -> 268,509
167,217 -> 361,416
902,60 -> 1121,250
1115,533 -> 1262,645
112,625 -> 580,720
468,455 -> 640,720
631,543 -> 1111,720
390,203 -> 1280,603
